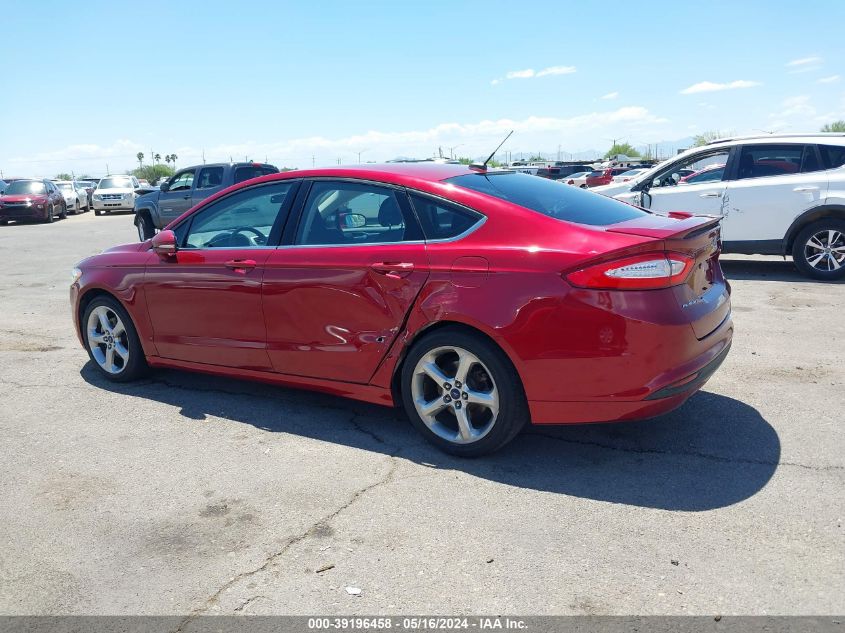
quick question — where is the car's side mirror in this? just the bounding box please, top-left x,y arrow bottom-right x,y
151,229 -> 177,256
159,182 -> 170,192
340,212 -> 366,229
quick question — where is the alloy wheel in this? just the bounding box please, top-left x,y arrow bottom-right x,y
411,346 -> 499,445
804,229 -> 845,272
86,305 -> 130,374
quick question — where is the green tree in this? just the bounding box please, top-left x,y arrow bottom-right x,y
55,172 -> 72,180
136,152 -> 144,168
692,130 -> 731,146
164,155 -> 171,168
821,120 -> 845,132
131,164 -> 175,183
170,153 -> 178,169
154,153 -> 161,163
604,142 -> 640,158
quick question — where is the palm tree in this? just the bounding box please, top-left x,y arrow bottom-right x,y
164,155 -> 171,168
154,153 -> 161,164
136,152 -> 144,168
171,153 -> 178,169
821,120 -> 845,133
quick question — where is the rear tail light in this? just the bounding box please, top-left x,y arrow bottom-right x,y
565,252 -> 694,290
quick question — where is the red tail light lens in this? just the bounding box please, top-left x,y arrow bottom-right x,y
566,252 -> 694,290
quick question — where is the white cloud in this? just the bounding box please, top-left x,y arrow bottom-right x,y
680,80 -> 761,94
600,91 -> 619,100
492,65 -> 576,84
818,75 -> 841,84
786,56 -> 823,73
770,95 -> 816,120
6,107 -> 669,174
536,65 -> 577,77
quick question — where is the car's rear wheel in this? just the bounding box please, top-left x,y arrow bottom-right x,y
792,219 -> 845,280
400,328 -> 529,456
82,296 -> 148,382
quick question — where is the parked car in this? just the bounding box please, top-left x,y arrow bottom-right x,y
0,179 -> 67,223
679,163 -> 726,184
77,181 -> 96,208
585,167 -> 630,187
565,171 -> 593,188
71,163 -> 732,456
591,133 -> 845,279
53,180 -> 90,214
535,163 -> 593,180
92,175 -> 140,215
611,168 -> 649,183
0,179 -> 6,194
134,162 -> 279,240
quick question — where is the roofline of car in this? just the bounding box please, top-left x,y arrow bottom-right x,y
706,132 -> 845,145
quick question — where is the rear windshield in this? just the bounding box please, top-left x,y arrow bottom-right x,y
445,172 -> 647,226
233,165 -> 278,184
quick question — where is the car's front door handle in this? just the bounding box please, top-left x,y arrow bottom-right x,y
370,262 -> 415,278
224,259 -> 257,273
183,194 -> 190,199
793,186 -> 819,192
699,192 -> 722,198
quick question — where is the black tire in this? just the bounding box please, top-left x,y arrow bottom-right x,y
45,204 -> 55,223
136,213 -> 155,240
792,219 -> 845,281
579,184 -> 587,189
400,327 -> 529,457
94,207 -> 102,216
59,203 -> 67,220
73,200 -> 80,215
81,295 -> 149,382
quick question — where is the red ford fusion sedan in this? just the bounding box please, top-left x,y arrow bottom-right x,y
70,164 -> 732,456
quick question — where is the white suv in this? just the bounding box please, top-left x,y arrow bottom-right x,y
592,134 -> 845,280
92,175 -> 140,215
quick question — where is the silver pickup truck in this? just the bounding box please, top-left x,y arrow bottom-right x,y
133,162 -> 278,240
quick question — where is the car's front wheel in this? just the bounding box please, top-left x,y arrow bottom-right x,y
59,203 -> 67,220
400,328 -> 529,456
792,219 -> 845,280
44,204 -> 55,223
136,213 -> 155,240
82,296 -> 148,382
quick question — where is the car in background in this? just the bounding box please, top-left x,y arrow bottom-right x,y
585,167 -> 630,187
0,179 -> 6,194
0,179 -> 67,224
679,164 -> 726,184
71,163 -> 731,456
76,181 -> 96,208
565,171 -> 593,188
92,175 -> 140,215
134,162 -> 279,239
535,163 -> 593,181
53,180 -> 90,214
611,168 -> 649,183
590,133 -> 845,279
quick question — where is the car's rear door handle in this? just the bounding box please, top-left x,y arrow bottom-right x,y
699,192 -> 722,198
225,259 -> 257,272
370,262 -> 414,278
793,186 -> 819,192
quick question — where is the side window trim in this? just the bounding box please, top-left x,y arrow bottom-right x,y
404,189 -> 486,243
172,179 -> 301,249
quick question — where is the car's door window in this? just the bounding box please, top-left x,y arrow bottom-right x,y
650,149 -> 730,188
182,182 -> 295,249
295,181 -> 420,245
734,144 -> 807,180
168,170 -> 195,192
818,144 -> 845,170
196,166 -> 225,190
408,193 -> 483,240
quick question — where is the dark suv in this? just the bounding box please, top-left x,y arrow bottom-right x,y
134,162 -> 279,240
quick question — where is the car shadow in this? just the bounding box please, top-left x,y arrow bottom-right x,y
721,257 -> 844,284
80,362 -> 779,512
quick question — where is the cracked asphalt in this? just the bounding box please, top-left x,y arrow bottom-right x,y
0,211 -> 843,616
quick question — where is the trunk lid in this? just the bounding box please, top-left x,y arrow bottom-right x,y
608,212 -> 730,339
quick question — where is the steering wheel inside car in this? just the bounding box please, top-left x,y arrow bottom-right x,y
230,226 -> 267,245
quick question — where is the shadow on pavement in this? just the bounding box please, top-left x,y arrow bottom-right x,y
81,362 -> 779,512
721,257 -> 844,284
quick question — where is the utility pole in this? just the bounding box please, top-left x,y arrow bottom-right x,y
202,149 -> 206,164
106,163 -> 109,175
312,155 -> 315,168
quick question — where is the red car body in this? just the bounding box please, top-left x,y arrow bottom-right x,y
585,167 -> 630,188
71,164 -> 732,427
0,179 -> 66,223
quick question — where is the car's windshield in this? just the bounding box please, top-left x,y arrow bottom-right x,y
5,180 -> 46,195
98,177 -> 132,189
56,183 -> 73,191
445,172 -> 648,226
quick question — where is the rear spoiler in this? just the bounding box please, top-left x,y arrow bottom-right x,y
607,214 -> 722,240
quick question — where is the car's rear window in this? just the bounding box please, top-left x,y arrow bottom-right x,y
233,165 -> 279,184
445,172 -> 647,226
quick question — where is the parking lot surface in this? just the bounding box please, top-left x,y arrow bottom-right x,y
0,211 -> 843,616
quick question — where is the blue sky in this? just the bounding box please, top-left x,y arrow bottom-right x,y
2,0 -> 844,177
